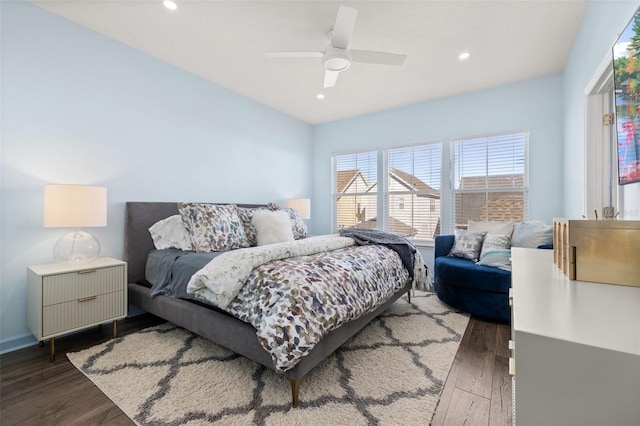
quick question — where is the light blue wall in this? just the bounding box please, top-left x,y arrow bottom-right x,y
0,1 -> 313,351
4,0 -> 640,354
311,74 -> 566,235
563,0 -> 640,219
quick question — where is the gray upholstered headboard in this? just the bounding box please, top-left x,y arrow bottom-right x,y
124,202 -> 263,284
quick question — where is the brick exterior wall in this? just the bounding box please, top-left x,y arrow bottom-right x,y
455,174 -> 525,227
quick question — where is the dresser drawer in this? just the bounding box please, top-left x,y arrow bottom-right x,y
42,290 -> 125,336
42,265 -> 125,306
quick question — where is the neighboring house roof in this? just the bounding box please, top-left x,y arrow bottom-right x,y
389,168 -> 440,199
337,167 -> 441,199
350,216 -> 418,237
336,169 -> 368,193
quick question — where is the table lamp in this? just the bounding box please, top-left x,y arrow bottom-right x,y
43,184 -> 107,263
286,198 -> 311,219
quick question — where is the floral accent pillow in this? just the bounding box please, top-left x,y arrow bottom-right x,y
283,207 -> 310,240
178,203 -> 249,253
448,229 -> 487,262
235,206 -> 269,247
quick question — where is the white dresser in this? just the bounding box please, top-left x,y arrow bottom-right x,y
511,248 -> 640,425
27,257 -> 127,361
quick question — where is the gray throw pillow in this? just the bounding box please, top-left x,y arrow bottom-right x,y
449,229 -> 487,262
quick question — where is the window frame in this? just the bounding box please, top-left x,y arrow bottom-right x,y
449,130 -> 529,229
331,150 -> 379,233
332,141 -> 443,246
330,130 -> 529,245
384,141 -> 443,245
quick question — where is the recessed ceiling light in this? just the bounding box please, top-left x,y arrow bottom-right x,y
459,52 -> 470,61
317,93 -> 325,100
163,0 -> 177,11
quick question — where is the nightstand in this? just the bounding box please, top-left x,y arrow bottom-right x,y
27,257 -> 128,361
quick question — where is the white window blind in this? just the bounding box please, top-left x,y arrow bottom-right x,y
386,144 -> 442,240
452,132 -> 527,228
333,151 -> 377,232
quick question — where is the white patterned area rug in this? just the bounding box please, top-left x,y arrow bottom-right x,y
67,292 -> 469,426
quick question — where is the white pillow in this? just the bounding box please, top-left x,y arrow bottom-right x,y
251,210 -> 295,246
148,215 -> 193,250
468,220 -> 515,237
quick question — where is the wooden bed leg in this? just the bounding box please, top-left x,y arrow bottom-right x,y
407,289 -> 412,304
286,376 -> 304,408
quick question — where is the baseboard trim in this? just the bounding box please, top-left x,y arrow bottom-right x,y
0,333 -> 37,355
1,306 -> 145,355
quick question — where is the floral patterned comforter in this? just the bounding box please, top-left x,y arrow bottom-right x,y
186,235 -> 356,308
187,235 -> 425,371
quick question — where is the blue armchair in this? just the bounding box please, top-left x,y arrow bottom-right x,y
434,235 -> 512,323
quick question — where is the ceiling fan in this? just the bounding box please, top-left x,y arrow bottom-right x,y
265,5 -> 407,88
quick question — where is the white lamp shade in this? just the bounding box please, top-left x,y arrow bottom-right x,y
44,184 -> 107,228
286,198 -> 311,220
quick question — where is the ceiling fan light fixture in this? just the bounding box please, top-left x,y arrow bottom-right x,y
325,57 -> 350,72
323,47 -> 351,72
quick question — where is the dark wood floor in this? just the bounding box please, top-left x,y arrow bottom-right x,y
432,318 -> 512,426
0,314 -> 511,425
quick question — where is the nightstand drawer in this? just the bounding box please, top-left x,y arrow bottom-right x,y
42,265 -> 125,306
43,290 -> 125,336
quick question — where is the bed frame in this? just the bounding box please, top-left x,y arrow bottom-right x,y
124,201 -> 412,407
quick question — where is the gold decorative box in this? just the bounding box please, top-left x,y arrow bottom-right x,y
553,219 -> 640,287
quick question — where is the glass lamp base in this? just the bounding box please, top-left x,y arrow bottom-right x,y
53,230 -> 101,263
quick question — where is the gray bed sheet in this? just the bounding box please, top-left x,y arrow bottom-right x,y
146,249 -> 221,300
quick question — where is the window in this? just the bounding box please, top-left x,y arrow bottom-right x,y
452,132 -> 527,228
332,131 -> 527,242
386,144 -> 442,240
333,144 -> 442,242
333,151 -> 377,231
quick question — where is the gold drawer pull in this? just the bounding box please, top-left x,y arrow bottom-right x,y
78,296 -> 97,302
78,269 -> 97,274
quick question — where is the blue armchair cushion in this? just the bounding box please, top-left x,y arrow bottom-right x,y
435,255 -> 511,293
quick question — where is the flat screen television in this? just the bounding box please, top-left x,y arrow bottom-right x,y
613,8 -> 640,185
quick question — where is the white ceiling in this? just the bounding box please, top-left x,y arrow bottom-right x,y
30,0 -> 589,124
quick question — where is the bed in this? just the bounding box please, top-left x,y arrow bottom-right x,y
124,201 -> 422,407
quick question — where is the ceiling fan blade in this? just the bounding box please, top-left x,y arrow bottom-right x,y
351,49 -> 406,66
331,5 -> 357,49
324,70 -> 340,88
264,51 -> 323,58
